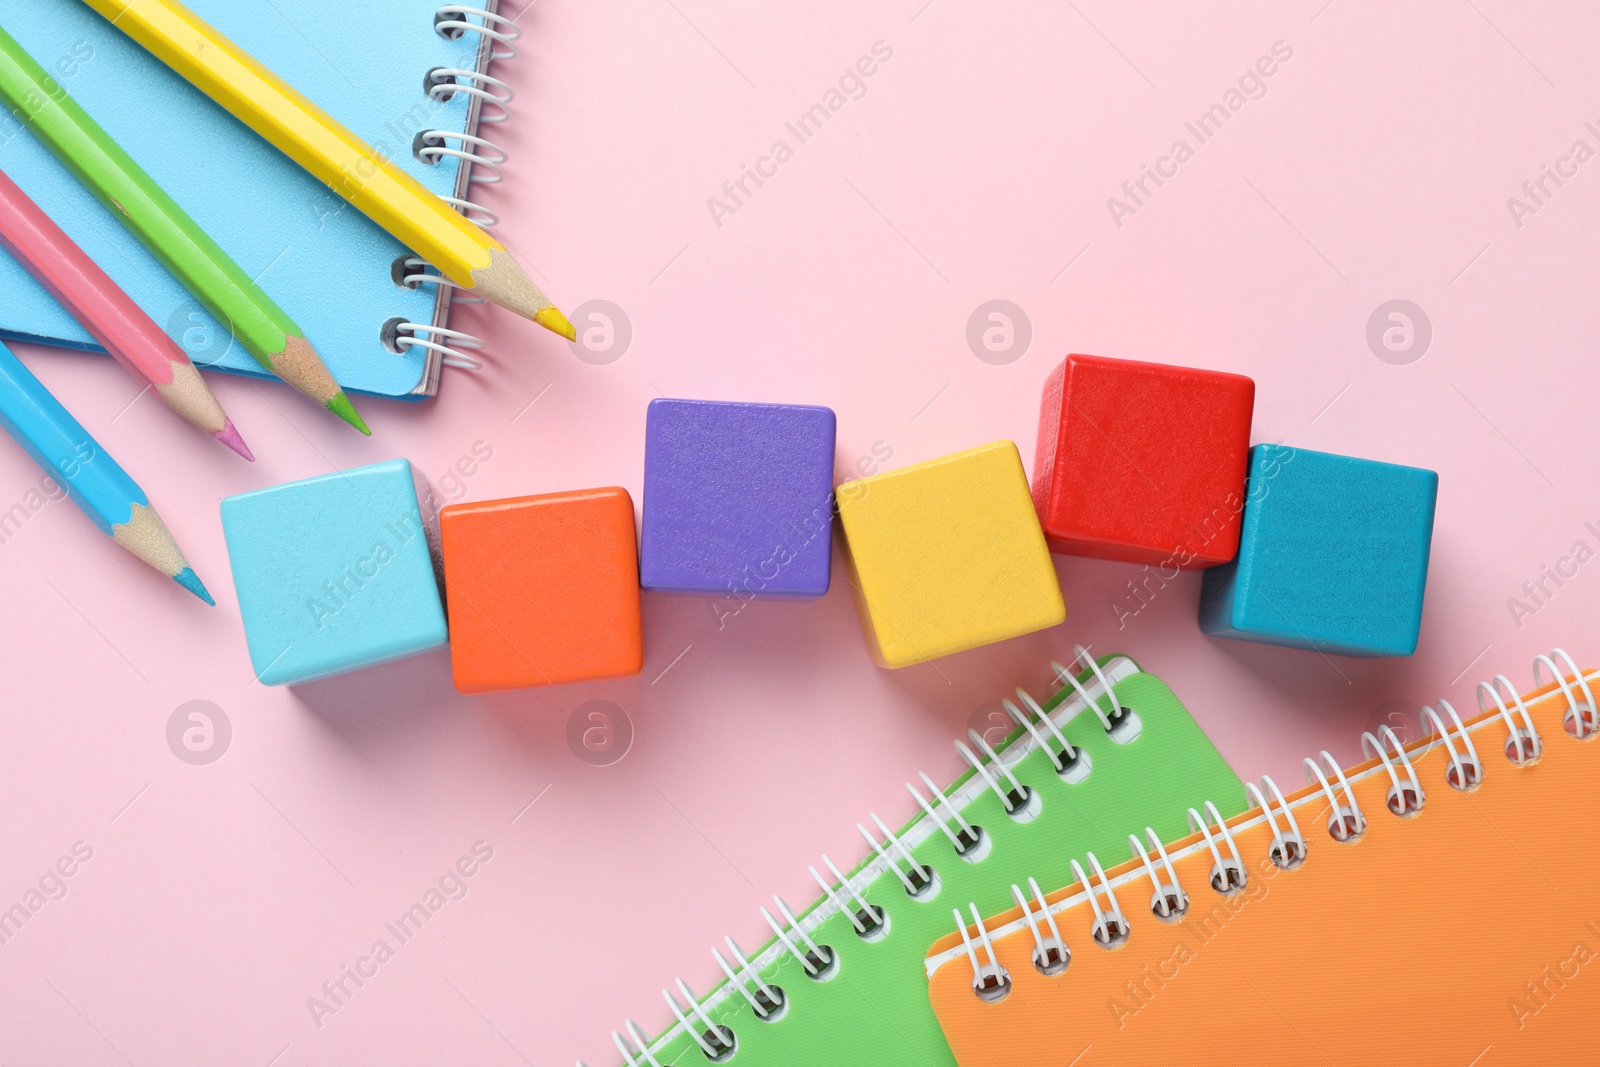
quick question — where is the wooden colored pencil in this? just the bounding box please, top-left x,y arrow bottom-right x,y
0,26 -> 369,434
0,167 -> 254,460
85,0 -> 577,341
0,339 -> 213,603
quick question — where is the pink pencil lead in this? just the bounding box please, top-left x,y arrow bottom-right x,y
214,419 -> 255,461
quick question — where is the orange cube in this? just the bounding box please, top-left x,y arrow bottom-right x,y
440,487 -> 643,693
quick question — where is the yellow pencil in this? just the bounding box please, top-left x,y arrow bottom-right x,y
87,0 -> 576,341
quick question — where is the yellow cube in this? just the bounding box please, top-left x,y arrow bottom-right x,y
836,440 -> 1066,668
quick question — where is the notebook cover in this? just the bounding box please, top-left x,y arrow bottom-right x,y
0,0 -> 480,398
926,669 -> 1599,1067
638,659 -> 1247,1067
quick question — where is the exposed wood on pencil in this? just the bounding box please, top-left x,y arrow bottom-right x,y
471,248 -> 577,341
87,0 -> 574,339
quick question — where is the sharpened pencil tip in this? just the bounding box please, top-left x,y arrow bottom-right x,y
470,247 -> 572,334
326,392 -> 371,435
537,306 -> 578,341
174,567 -> 216,606
214,419 -> 255,461
279,335 -> 366,432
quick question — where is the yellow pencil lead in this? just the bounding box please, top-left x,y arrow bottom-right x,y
537,306 -> 577,342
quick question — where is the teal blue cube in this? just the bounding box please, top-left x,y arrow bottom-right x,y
1199,445 -> 1437,657
221,460 -> 448,685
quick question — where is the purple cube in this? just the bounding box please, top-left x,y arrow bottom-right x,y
641,398 -> 837,598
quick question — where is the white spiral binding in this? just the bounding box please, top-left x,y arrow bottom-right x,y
760,896 -> 836,979
1304,749 -> 1366,841
1072,854 -> 1129,947
1012,877 -> 1070,974
1422,701 -> 1482,790
954,903 -> 1012,1000
1534,648 -> 1598,739
710,936 -> 784,1020
858,814 -> 936,896
427,67 -> 515,120
612,652 -> 1132,1061
1361,724 -> 1426,816
1244,775 -> 1306,869
416,130 -> 507,184
435,4 -> 522,59
384,316 -> 485,371
611,1020 -> 662,1067
389,4 -> 522,377
958,732 -> 1036,819
810,855 -> 886,938
396,255 -> 481,299
1130,827 -> 1188,919
1187,801 -> 1247,892
661,978 -> 733,1061
1478,674 -> 1542,764
1053,645 -> 1141,741
908,772 -> 984,858
1004,688 -> 1089,782
943,647 -> 1595,1001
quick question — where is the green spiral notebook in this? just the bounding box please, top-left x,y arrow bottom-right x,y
607,651 -> 1246,1067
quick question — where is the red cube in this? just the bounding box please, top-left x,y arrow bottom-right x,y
1031,354 -> 1254,568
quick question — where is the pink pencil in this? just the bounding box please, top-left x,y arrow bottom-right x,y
0,167 -> 252,459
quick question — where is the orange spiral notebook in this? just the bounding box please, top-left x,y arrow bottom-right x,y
924,649 -> 1598,1067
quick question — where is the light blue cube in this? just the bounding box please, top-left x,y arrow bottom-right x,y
1199,445 -> 1437,657
221,459 -> 448,685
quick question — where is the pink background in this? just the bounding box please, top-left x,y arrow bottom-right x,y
2,1 -> 1597,1064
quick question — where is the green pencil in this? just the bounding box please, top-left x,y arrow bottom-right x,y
0,25 -> 367,434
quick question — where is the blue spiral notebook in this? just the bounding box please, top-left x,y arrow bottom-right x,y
0,0 -> 513,398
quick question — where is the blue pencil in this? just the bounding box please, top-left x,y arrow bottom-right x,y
0,340 -> 212,603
